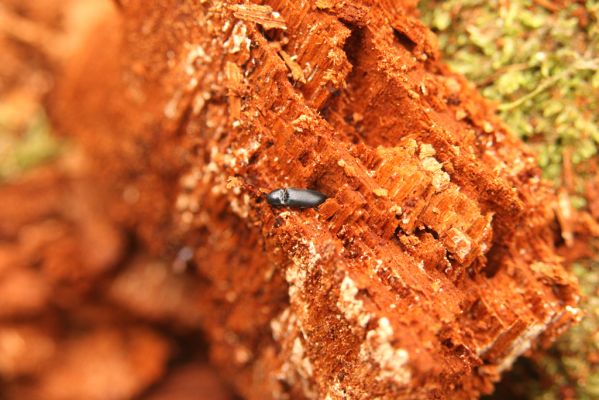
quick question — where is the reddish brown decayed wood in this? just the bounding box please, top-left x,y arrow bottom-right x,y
49,0 -> 581,399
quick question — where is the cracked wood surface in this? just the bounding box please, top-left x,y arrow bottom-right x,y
51,0 -> 581,398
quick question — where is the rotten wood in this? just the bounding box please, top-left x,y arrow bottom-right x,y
46,0 -> 581,399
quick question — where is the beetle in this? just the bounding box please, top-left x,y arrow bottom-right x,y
266,188 -> 327,208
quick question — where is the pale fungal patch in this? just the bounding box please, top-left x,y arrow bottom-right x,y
175,137 -> 263,228
291,337 -> 314,378
164,41 -> 214,120
324,382 -> 348,400
285,263 -> 307,301
270,307 -> 317,399
271,307 -> 293,342
337,275 -> 371,328
223,21 -> 251,54
270,235 -> 334,399
225,176 -> 243,192
431,171 -> 450,192
360,317 -> 411,385
497,322 -> 547,372
235,138 -> 261,166
286,240 -> 322,299
477,308 -> 572,373
228,193 -> 251,219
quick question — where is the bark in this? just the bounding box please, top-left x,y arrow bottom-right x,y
45,0 -> 581,398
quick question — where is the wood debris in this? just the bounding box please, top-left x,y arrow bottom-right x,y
278,50 -> 306,83
228,4 -> 287,30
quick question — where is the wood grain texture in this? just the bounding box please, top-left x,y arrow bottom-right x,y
50,1 -> 581,398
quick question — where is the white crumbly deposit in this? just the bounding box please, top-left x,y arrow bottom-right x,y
419,143 -> 436,159
228,193 -> 251,219
291,114 -> 311,132
565,305 -> 581,319
324,382 -> 348,400
271,307 -> 293,342
444,227 -> 473,263
164,41 -> 214,119
176,132 -> 264,228
271,307 -> 317,399
360,317 -> 411,385
373,188 -> 388,197
285,264 -> 307,301
223,21 -> 251,54
291,337 -> 314,379
420,155 -> 450,192
477,310 -> 575,373
287,240 -> 321,299
184,44 -> 212,75
496,322 -> 547,372
337,275 -> 371,328
270,238 -> 326,399
390,204 -> 402,216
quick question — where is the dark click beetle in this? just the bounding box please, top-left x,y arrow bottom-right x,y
266,188 -> 327,208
